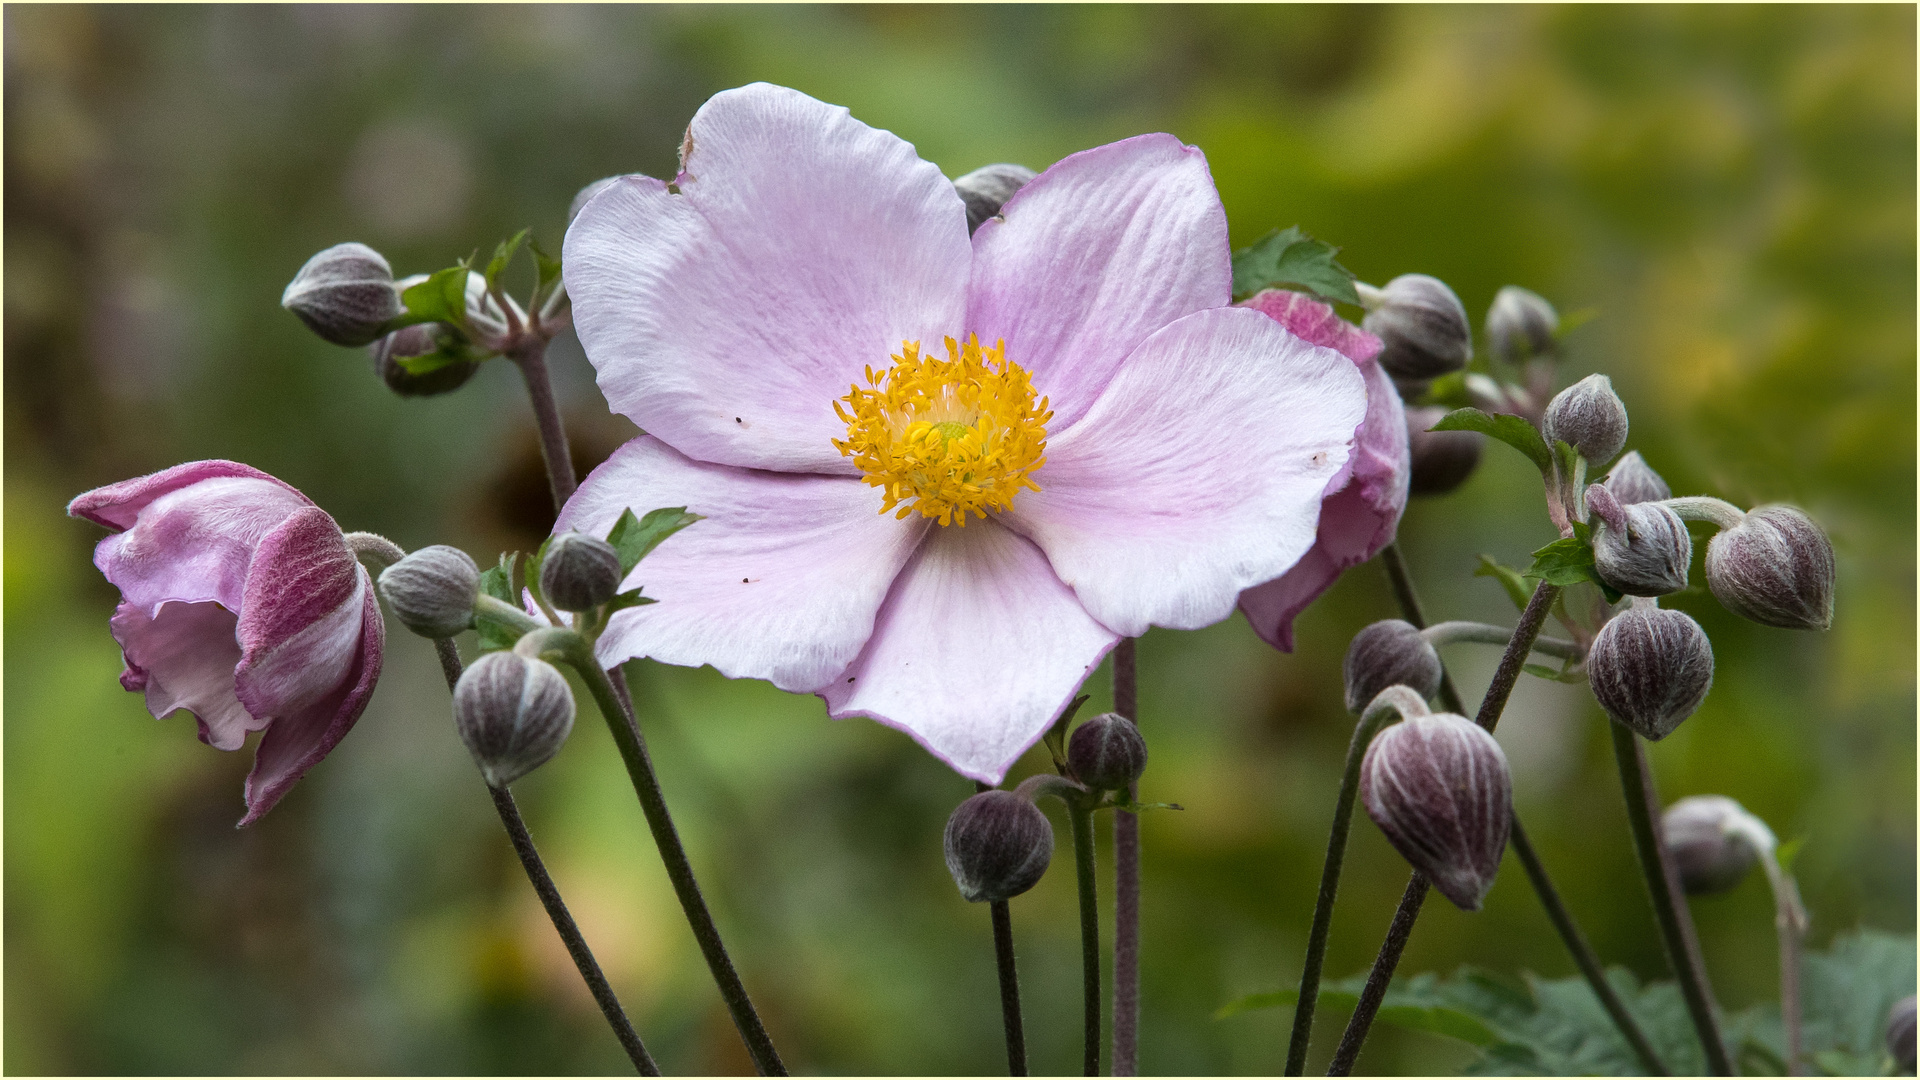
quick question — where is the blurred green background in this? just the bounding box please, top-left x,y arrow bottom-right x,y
6,4 -> 1913,1074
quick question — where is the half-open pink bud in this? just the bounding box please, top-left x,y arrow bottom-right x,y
1705,504 -> 1835,631
1360,712 -> 1512,911
1587,605 -> 1713,741
1588,483 -> 1691,597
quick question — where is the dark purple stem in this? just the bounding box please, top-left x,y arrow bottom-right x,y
1112,636 -> 1140,1076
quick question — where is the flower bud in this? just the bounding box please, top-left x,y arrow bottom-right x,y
1405,405 -> 1483,497
953,163 -> 1037,235
568,175 -> 622,225
370,323 -> 481,397
1587,605 -> 1714,740
454,652 -> 575,788
1705,505 -> 1835,631
1603,450 -> 1671,506
943,789 -> 1054,903
1067,713 -> 1147,792
1659,795 -> 1760,895
1588,483 -> 1691,596
282,242 -> 401,347
1888,995 -> 1916,1073
1542,374 -> 1629,464
378,545 -> 480,638
1360,274 -> 1472,381
1486,286 -> 1558,365
539,532 -> 624,612
1343,620 -> 1443,714
1360,712 -> 1512,911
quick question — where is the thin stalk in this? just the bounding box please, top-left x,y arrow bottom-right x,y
508,337 -> 577,513
518,629 -> 787,1076
991,900 -> 1029,1076
1069,796 -> 1102,1077
1609,721 -> 1733,1075
1111,637 -> 1140,1077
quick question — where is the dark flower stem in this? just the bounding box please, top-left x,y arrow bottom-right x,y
1111,637 -> 1141,1076
1609,720 -> 1734,1075
508,336 -> 577,513
429,639 -> 657,1075
1327,578 -> 1561,1076
1069,795 -> 1102,1076
992,899 -> 1030,1076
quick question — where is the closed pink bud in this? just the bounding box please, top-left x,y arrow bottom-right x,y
1705,505 -> 1835,631
1588,483 -> 1691,597
1344,619 -> 1443,713
944,790 -> 1054,903
1360,713 -> 1512,911
1588,605 -> 1714,740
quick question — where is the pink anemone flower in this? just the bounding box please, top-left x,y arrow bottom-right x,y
69,460 -> 383,825
1236,289 -> 1411,651
558,83 -> 1368,783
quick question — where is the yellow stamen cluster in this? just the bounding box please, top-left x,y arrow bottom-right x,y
833,335 -> 1050,527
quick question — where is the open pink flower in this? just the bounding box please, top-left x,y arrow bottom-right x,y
559,83 -> 1367,783
1237,289 -> 1411,651
69,460 -> 383,825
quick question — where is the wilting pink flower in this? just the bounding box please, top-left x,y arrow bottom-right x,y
69,460 -> 383,825
559,83 -> 1367,782
1236,290 -> 1410,651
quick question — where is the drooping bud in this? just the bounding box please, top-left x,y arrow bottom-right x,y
1359,274 -> 1473,381
568,175 -> 622,225
1359,712 -> 1512,911
378,545 -> 480,638
943,789 -> 1054,903
953,163 -> 1037,235
1603,450 -> 1672,505
370,323 -> 482,397
1067,713 -> 1147,792
1888,996 -> 1916,1073
1659,795 -> 1760,895
1486,286 -> 1558,366
1405,405 -> 1483,497
539,532 -> 624,612
1704,505 -> 1835,631
1587,605 -> 1714,740
1343,620 -> 1444,713
1588,484 -> 1691,596
454,651 -> 576,788
282,242 -> 401,347
1542,374 -> 1629,464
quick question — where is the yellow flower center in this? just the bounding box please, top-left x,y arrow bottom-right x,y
832,335 -> 1050,527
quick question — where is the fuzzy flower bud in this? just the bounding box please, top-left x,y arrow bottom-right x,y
1486,286 -> 1558,365
1659,795 -> 1760,895
1360,712 -> 1512,911
1542,374 -> 1629,464
370,324 -> 481,397
1344,620 -> 1444,713
454,652 -> 575,788
1067,713 -> 1147,792
377,545 -> 480,638
1588,483 -> 1692,596
539,533 -> 624,612
1359,274 -> 1473,381
283,242 -> 401,347
1705,505 -> 1836,631
1587,605 -> 1714,740
1603,450 -> 1672,505
943,789 -> 1054,903
1888,996 -> 1916,1073
953,163 -> 1037,235
1405,405 -> 1484,497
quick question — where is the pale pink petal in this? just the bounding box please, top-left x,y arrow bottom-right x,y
67,459 -> 305,532
1001,306 -> 1367,637
86,475 -> 313,617
564,83 -> 970,475
233,507 -> 368,720
109,599 -> 260,751
966,134 -> 1231,431
821,521 -> 1118,785
556,436 -> 928,693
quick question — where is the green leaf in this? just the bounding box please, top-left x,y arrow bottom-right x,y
530,238 -> 563,308
484,228 -> 529,291
1431,408 -> 1553,476
1524,536 -> 1602,588
1521,663 -> 1562,681
1041,693 -> 1092,772
1476,555 -> 1533,612
606,506 -> 703,575
523,534 -> 554,608
603,588 -> 656,617
392,263 -> 472,331
1213,988 -> 1297,1021
478,554 -> 516,606
1229,225 -> 1361,306
472,613 -> 521,653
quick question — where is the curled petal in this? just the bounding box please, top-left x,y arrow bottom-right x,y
67,459 -> 304,532
234,507 -> 369,721
85,474 -> 315,618
110,599 -> 260,751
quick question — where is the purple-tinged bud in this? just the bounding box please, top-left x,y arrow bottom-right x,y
454,652 -> 576,788
1543,374 -> 1629,465
1660,795 -> 1759,895
1359,274 -> 1472,381
1486,286 -> 1558,365
1405,405 -> 1483,497
1067,713 -> 1147,792
1705,505 -> 1835,631
1588,605 -> 1713,740
1344,620 -> 1444,713
1888,996 -> 1916,1072
539,532 -> 624,612
1603,450 -> 1672,505
1360,712 -> 1512,911
944,789 -> 1054,903
370,323 -> 481,397
953,163 -> 1037,235
568,176 -> 622,225
378,544 -> 479,638
1588,484 -> 1691,596
283,242 -> 401,347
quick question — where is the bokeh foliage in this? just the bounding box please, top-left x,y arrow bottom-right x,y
5,5 -> 1912,1074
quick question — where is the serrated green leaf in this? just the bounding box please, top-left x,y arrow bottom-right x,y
1229,225 -> 1361,306
1476,555 -> 1533,612
606,506 -> 702,576
1432,408 -> 1553,476
530,238 -> 563,308
524,534 -> 554,608
472,613 -> 521,653
484,228 -> 529,291
603,589 -> 656,617
391,263 -> 471,331
478,555 -> 515,606
1525,536 -> 1600,588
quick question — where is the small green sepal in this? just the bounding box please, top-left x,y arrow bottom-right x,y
1229,225 -> 1361,307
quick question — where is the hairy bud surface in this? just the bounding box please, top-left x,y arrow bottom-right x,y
1603,450 -> 1672,505
1588,605 -> 1714,740
1344,620 -> 1444,713
944,790 -> 1054,903
1589,484 -> 1692,596
1888,996 -> 1916,1073
454,652 -> 576,788
1660,795 -> 1759,895
283,242 -> 401,347
1543,374 -> 1629,464
1486,286 -> 1558,365
1067,713 -> 1147,792
1361,274 -> 1472,381
540,533 -> 624,612
1361,712 -> 1512,911
953,163 -> 1037,235
1705,505 -> 1835,631
378,545 -> 480,638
